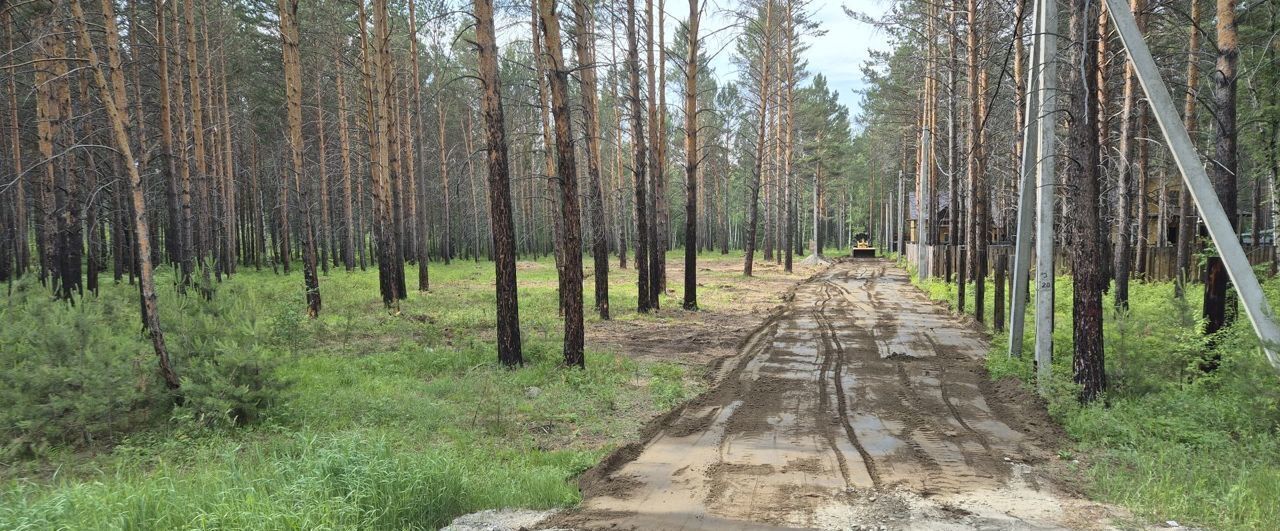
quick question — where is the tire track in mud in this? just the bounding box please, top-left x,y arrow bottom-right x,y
814,281 -> 881,488
548,259 -> 1109,531
924,334 -> 995,455
812,283 -> 855,489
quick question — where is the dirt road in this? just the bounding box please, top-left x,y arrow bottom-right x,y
550,260 -> 1112,530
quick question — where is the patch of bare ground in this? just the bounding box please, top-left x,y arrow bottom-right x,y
586,256 -> 826,372
538,259 -> 1126,530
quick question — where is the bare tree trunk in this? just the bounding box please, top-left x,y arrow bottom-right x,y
744,1 -> 774,277
389,77 -> 407,300
627,0 -> 653,311
166,1 -> 197,284
683,0 -> 700,309
438,89 -> 456,267
1175,0 -> 1202,298
946,2 -> 960,284
1135,115 -> 1150,277
71,0 -> 181,392
609,19 -> 629,269
1113,0 -> 1146,309
338,65 -> 356,272
4,13 -> 25,277
409,0 -> 431,290
537,0 -> 586,367
185,0 -> 212,285
962,0 -> 981,316
33,11 -> 72,296
1202,0 -> 1240,343
154,1 -> 184,278
645,0 -> 662,306
316,69 -> 332,276
364,0 -> 403,309
474,0 -> 524,366
1065,0 -> 1106,402
783,0 -> 796,273
574,0 -> 611,320
653,0 -> 669,295
280,0 -> 321,317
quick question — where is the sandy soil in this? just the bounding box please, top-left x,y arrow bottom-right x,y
586,256 -> 829,370
543,259 -> 1119,530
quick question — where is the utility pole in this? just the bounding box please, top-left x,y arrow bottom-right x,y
1032,0 -> 1058,391
1009,0 -> 1044,359
897,171 -> 905,256
917,128 -> 932,278
1009,0 -> 1057,391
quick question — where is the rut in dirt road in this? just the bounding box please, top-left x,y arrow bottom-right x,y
549,259 -> 1112,530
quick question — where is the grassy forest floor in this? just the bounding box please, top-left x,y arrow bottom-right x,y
908,257 -> 1280,530
0,250 -> 822,530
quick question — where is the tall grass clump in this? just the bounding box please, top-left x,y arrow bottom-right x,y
0,433 -> 587,530
915,270 -> 1280,530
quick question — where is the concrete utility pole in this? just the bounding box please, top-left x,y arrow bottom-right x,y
1009,0 -> 1045,359
917,128 -> 932,278
898,170 -> 906,256
1032,0 -> 1058,391
1009,0 -> 1057,392
1105,0 -> 1280,370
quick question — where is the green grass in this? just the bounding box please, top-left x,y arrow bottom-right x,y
908,262 -> 1280,530
1,251 -> 768,530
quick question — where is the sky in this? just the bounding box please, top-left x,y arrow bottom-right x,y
663,0 -> 896,123
492,0 -> 895,127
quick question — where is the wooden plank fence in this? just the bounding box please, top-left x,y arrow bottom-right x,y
904,244 -> 1275,282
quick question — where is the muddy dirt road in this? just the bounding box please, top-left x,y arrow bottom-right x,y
550,260 -> 1113,530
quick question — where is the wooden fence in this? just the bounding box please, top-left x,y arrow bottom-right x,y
901,244 -> 1275,282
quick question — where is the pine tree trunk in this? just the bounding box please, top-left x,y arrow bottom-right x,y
1065,0 -> 1106,402
653,0 -> 668,295
316,69 -> 332,276
409,0 -> 431,290
474,0 -> 524,367
363,0 -> 402,309
1113,0 -> 1145,310
34,11 -> 73,297
219,47 -> 237,275
338,66 -> 356,272
1135,114 -> 1151,277
627,0 -> 653,311
744,1 -> 773,278
1202,0 -> 1239,340
783,0 -> 796,273
682,0 -> 700,309
71,0 -> 181,392
574,0 -> 612,320
537,0 -> 586,367
169,1 -> 197,285
185,0 -> 212,282
645,0 -> 662,306
280,0 -> 321,317
532,5 -> 564,314
437,93 -> 450,272
946,2 -> 960,284
1176,0 -> 1202,298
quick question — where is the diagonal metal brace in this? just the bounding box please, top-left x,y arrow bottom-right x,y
1106,0 -> 1280,370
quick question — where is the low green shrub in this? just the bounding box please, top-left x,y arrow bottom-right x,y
0,273 -> 288,457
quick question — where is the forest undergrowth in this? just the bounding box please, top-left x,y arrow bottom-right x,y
911,259 -> 1280,530
0,252 -> 770,529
